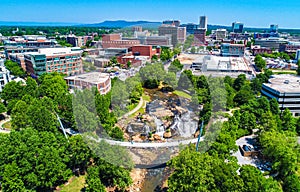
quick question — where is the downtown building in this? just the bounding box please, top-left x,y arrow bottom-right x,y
158,25 -> 180,47
261,75 -> 300,116
24,47 -> 83,77
101,34 -> 140,49
0,59 -> 11,92
232,22 -> 244,33
221,43 -> 245,57
65,72 -> 111,95
193,16 -> 208,45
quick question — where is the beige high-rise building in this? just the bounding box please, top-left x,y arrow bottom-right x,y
177,27 -> 186,44
158,25 -> 178,47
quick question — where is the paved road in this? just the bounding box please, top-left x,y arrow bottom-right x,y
94,137 -> 202,148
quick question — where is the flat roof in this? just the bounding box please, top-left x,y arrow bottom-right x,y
193,55 -> 250,71
65,72 -> 110,84
264,75 -> 300,93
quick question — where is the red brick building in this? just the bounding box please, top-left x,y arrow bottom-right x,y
194,29 -> 206,45
102,34 -> 140,49
252,46 -> 272,55
132,45 -> 158,58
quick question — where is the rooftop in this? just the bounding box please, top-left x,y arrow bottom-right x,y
264,74 -> 300,93
65,72 -> 110,84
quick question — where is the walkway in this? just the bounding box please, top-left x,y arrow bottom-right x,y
94,137 -> 201,148
0,117 -> 11,134
119,97 -> 144,119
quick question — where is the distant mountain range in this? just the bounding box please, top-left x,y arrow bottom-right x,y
0,20 -> 299,33
0,21 -> 82,26
80,20 -> 162,28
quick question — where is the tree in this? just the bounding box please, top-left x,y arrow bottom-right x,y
1,81 -> 24,102
0,128 -> 72,191
168,59 -> 183,73
109,56 -> 118,66
233,74 -> 246,91
139,63 -> 166,88
239,165 -> 282,192
69,135 -> 91,172
4,60 -> 26,77
151,55 -> 158,62
254,55 -> 266,70
281,108 -> 296,132
168,146 -> 243,192
233,85 -> 255,106
259,130 -> 298,178
86,166 -> 106,192
164,72 -> 177,88
0,102 -> 7,114
283,174 -> 300,192
250,77 -> 262,94
111,79 -> 130,115
239,111 -> 256,133
126,61 -> 131,68
173,47 -> 181,55
109,127 -> 124,140
270,98 -> 280,115
11,100 -> 29,130
190,46 -> 196,53
96,159 -> 133,190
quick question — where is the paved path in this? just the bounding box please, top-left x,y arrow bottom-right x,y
0,117 -> 11,133
94,137 -> 202,148
118,97 -> 144,119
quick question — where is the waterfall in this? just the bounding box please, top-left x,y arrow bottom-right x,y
143,124 -> 150,134
127,125 -> 133,133
154,116 -> 165,137
174,111 -> 198,138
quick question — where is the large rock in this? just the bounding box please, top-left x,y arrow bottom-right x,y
153,134 -> 162,141
132,134 -> 143,142
163,131 -> 172,138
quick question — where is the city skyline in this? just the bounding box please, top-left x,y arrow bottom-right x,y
1,0 -> 300,29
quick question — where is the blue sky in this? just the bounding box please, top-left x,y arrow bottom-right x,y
1,0 -> 300,28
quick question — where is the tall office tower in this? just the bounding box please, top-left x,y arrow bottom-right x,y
270,24 -> 278,33
158,25 -> 178,47
199,16 -> 207,30
232,22 -> 244,33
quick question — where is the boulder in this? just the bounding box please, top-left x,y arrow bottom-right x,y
163,131 -> 172,138
153,134 -> 162,141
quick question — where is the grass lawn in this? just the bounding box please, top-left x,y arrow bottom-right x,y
3,121 -> 11,130
127,103 -> 138,111
271,69 -> 297,75
142,93 -> 151,102
59,176 -> 86,192
173,90 -> 192,99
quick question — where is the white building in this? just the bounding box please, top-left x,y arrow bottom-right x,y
65,72 -> 111,95
261,75 -> 300,116
0,66 -> 11,92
